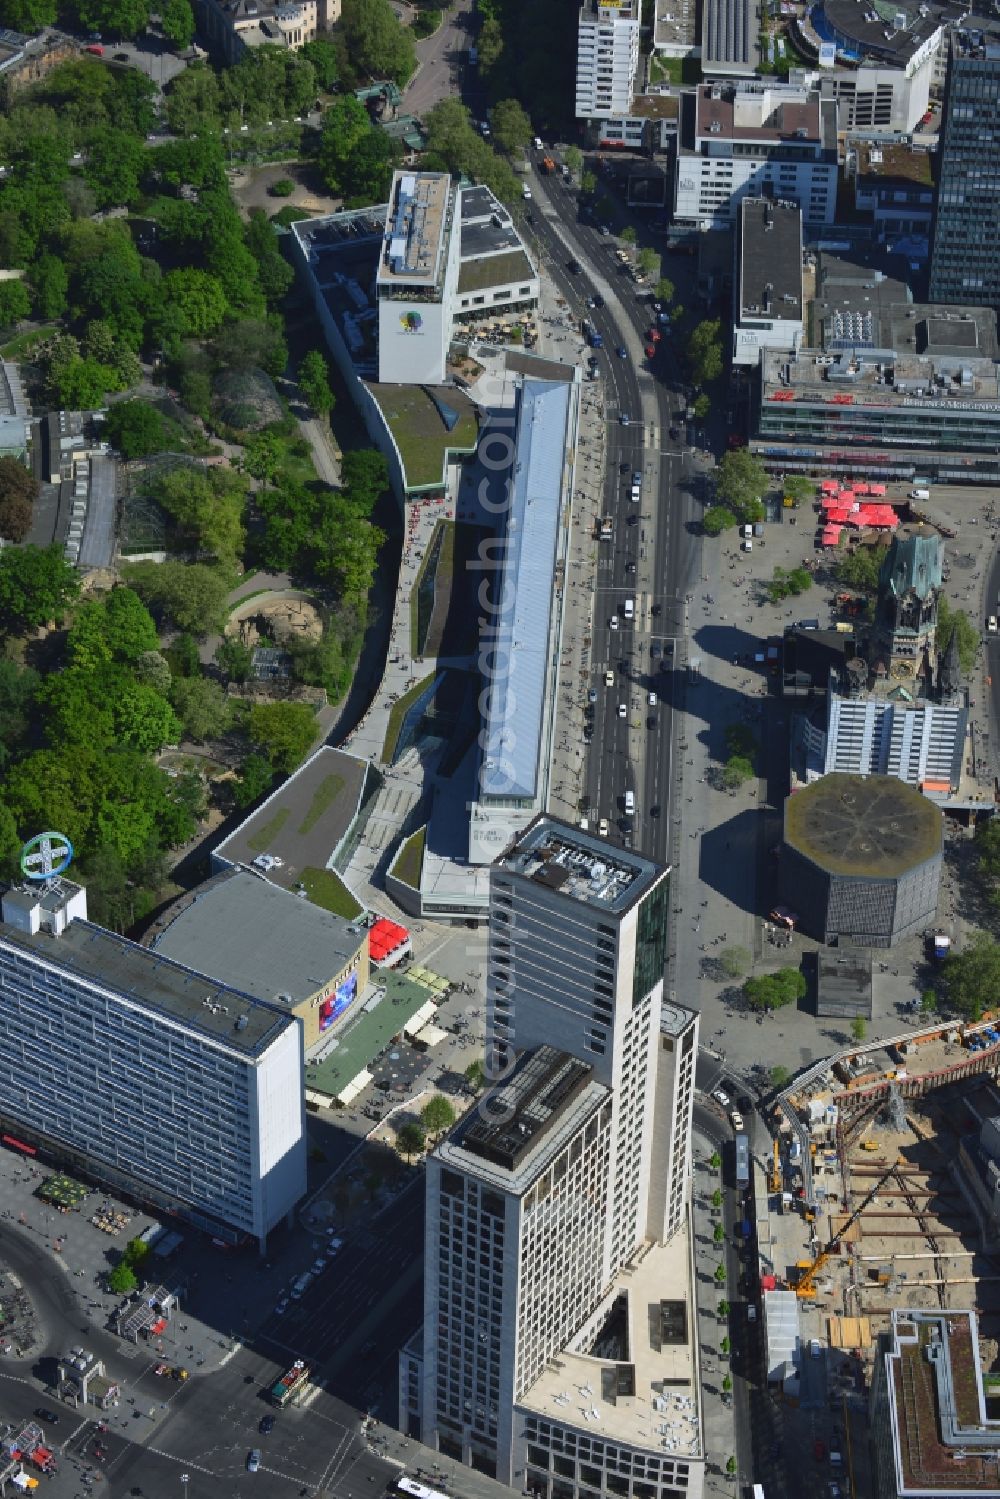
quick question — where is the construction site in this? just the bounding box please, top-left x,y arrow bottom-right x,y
752,1014 -> 1000,1497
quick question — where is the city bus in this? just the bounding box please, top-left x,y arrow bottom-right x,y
392,1478 -> 450,1499
271,1359 -> 310,1408
735,1132 -> 750,1188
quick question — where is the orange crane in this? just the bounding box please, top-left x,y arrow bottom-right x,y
770,1138 -> 782,1193
793,1162 -> 900,1298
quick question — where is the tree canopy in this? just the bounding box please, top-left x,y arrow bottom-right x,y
942,934 -> 1000,1021
0,457 -> 38,543
248,700 -> 317,772
715,447 -> 768,524
123,560 -> 230,636
0,545 -> 79,635
743,967 -> 806,1012
686,318 -> 723,387
341,0 -> 416,85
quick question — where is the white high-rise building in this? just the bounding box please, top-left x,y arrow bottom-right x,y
823,676 -> 967,801
0,879 -> 306,1249
402,818 -> 702,1497
576,0 -> 641,121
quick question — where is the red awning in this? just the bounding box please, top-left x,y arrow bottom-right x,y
369,918 -> 411,961
2,1134 -> 37,1156
760,1273 -> 777,1291
821,525 -> 843,545
820,481 -> 838,495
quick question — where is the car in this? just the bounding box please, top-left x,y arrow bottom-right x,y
583,726 -> 593,743
632,470 -> 642,485
588,687 -> 598,703
311,1258 -> 326,1275
617,346 -> 628,359
730,1111 -> 744,1131
651,602 -> 662,615
599,224 -> 611,236
625,561 -> 636,573
34,1408 -> 59,1425
113,50 -> 129,59
645,327 -> 662,342
532,135 -> 543,150
651,642 -> 661,658
619,460 -> 630,474
810,1338 -> 823,1360
480,121 -> 491,136
645,345 -> 656,358
988,615 -> 998,634
259,1415 -> 275,1435
247,1449 -> 262,1473
522,185 -> 532,200
609,615 -> 619,630
650,804 -> 660,817
620,414 -> 631,426
669,426 -> 681,441
586,295 -> 597,309
714,1088 -> 730,1107
274,1298 -> 288,1315
592,294 -> 604,308
567,258 -> 582,274
742,538 -> 753,552
647,690 -> 657,706
598,818 -> 609,836
627,513 -> 638,525
747,1304 -> 757,1322
604,670 -> 615,686
618,703 -> 627,719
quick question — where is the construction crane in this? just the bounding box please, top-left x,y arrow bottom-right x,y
793,1161 -> 901,1298
770,1138 -> 782,1193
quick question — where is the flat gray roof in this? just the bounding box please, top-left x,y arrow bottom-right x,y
739,198 -> 802,321
702,0 -> 757,73
478,379 -> 571,800
0,918 -> 292,1058
213,746 -> 369,892
458,1046 -> 594,1169
377,170 -> 450,288
149,871 -> 366,1007
496,814 -> 666,914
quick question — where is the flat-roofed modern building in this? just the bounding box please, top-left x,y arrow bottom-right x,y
0,880 -> 306,1248
403,819 -> 700,1492
674,81 -> 837,229
377,171 -> 460,386
701,0 -> 757,76
147,870 -> 370,1051
870,1309 -> 1000,1497
733,198 -> 803,366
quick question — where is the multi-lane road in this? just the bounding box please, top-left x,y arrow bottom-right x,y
523,160 -> 702,865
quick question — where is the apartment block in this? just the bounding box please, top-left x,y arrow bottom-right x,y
0,879 -> 306,1249
576,0 -> 641,122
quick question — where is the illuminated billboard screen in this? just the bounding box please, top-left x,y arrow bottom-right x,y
319,971 -> 358,1032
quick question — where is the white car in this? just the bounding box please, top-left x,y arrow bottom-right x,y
598,818 -> 609,836
714,1088 -> 730,1108
533,136 -> 543,150
604,669 -> 615,686
609,616 -> 619,630
522,185 -> 532,200
730,1111 -> 744,1131
988,615 -> 998,634
618,704 -> 627,719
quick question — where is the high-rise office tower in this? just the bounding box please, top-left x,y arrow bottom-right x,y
402,818 -> 702,1498
929,26 -> 1000,309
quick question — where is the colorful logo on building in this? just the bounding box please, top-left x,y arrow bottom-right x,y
400,311 -> 423,334
318,971 -> 359,1032
20,831 -> 74,881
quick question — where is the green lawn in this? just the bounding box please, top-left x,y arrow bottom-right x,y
300,866 -> 364,920
390,826 -> 426,890
0,324 -> 57,360
368,384 -> 478,491
382,672 -> 436,762
246,806 -> 291,853
297,774 -> 345,836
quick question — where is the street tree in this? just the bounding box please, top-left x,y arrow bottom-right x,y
744,967 -> 806,1012
722,755 -> 754,790
937,596 -> 978,677
726,1456 -> 737,1475
703,505 -> 736,536
693,393 -> 711,421
709,1150 -> 721,1170
942,933 -> 1000,1021
161,0 -> 195,47
108,1262 -> 137,1294
654,276 -> 675,305
717,1299 -> 729,1319
711,1188 -> 723,1209
713,1223 -> 724,1244
563,145 -> 583,175
770,1065 -> 791,1087
714,1263 -> 726,1284
720,1336 -> 731,1355
0,278 -> 30,326
341,0 -> 416,85
396,1121 -> 426,1161
687,318 -> 722,387
421,1095 -> 457,1139
851,1016 -> 868,1043
637,246 -> 660,278
715,446 -> 768,523
490,98 -> 532,156
834,540 -> 887,596
722,1374 -> 733,1394
464,1058 -> 486,1092
580,169 -> 597,195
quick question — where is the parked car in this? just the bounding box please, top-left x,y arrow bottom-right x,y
714,1088 -> 730,1107
247,1449 -> 262,1472
35,1409 -> 59,1425
259,1415 -> 275,1435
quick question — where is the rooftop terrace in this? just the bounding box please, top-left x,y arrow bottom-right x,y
377,171 -> 450,289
